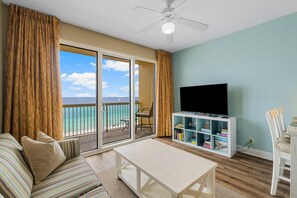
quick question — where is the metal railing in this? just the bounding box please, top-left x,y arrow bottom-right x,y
63,102 -> 139,137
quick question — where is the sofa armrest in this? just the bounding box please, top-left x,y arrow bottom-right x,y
58,138 -> 80,159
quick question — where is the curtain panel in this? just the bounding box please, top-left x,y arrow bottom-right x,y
4,5 -> 62,141
156,50 -> 174,137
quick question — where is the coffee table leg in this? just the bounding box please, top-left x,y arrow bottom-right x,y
207,169 -> 216,198
136,168 -> 141,192
115,153 -> 122,179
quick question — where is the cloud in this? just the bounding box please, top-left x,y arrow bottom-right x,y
120,81 -> 139,94
125,64 -> 138,77
120,85 -> 129,92
62,72 -> 96,90
90,62 -> 96,67
62,73 -> 108,90
107,93 -> 123,97
102,81 -> 108,89
74,93 -> 94,97
103,60 -> 129,72
125,69 -> 139,77
69,87 -> 81,91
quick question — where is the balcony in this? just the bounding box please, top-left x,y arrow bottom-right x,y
63,102 -> 154,152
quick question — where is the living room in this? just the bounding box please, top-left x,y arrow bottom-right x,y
0,0 -> 296,198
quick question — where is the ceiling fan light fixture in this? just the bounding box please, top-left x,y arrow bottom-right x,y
162,21 -> 175,34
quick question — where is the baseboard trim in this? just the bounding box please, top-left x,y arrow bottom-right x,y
237,145 -> 273,161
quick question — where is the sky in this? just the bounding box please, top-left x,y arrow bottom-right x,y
60,51 -> 139,98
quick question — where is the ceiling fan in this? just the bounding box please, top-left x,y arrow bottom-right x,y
133,0 -> 209,44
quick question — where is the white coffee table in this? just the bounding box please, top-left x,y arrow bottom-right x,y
114,139 -> 217,198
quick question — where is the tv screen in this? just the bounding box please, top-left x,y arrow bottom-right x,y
180,83 -> 228,115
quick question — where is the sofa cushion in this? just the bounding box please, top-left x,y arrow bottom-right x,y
0,133 -> 23,150
79,186 -> 110,198
0,146 -> 33,198
31,156 -> 101,198
22,135 -> 66,184
58,138 -> 81,160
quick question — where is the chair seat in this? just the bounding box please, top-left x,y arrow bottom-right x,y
276,134 -> 290,153
136,112 -> 150,117
276,141 -> 290,154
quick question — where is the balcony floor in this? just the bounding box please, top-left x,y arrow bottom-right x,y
66,126 -> 154,152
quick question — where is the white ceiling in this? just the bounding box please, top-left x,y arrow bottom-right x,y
2,0 -> 297,53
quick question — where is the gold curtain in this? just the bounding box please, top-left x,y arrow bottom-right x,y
4,5 -> 62,142
156,50 -> 174,137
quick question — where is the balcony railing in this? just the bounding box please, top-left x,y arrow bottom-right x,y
63,102 -> 139,138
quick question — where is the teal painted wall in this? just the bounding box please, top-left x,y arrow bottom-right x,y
173,12 -> 297,152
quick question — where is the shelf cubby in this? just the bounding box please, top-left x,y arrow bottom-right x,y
197,119 -> 211,134
174,128 -> 184,142
197,133 -> 205,147
184,117 -> 197,131
184,130 -> 197,145
174,115 -> 184,129
213,136 -> 228,153
211,120 -> 228,135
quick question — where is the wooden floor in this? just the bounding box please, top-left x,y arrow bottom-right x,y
86,137 -> 290,198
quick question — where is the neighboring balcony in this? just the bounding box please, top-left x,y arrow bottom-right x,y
62,102 -> 154,152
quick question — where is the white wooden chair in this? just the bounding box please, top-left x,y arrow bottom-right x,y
266,108 -> 290,195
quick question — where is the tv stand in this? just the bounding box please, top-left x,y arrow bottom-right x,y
172,111 -> 237,158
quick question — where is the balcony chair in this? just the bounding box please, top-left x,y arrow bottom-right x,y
136,103 -> 153,133
266,107 -> 291,195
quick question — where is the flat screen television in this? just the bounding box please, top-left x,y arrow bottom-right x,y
180,83 -> 228,115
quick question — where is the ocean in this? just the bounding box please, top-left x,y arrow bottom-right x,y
62,97 -> 138,135
63,97 -> 137,104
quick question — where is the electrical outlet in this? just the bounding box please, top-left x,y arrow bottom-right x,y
249,138 -> 254,145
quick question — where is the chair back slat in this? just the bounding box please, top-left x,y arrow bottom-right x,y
266,107 -> 286,150
266,111 -> 278,152
277,107 -> 286,133
149,103 -> 153,117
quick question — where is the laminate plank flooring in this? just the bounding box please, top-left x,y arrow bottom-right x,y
85,137 -> 290,198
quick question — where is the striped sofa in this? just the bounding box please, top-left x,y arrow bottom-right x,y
0,133 -> 110,198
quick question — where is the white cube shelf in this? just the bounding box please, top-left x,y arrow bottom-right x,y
172,112 -> 237,158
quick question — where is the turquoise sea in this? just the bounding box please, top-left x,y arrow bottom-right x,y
62,97 -> 138,135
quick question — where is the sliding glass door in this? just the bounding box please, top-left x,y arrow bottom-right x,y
60,42 -> 156,152
101,55 -> 131,144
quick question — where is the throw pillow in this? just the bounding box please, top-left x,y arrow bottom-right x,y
37,131 -> 58,143
22,132 -> 66,184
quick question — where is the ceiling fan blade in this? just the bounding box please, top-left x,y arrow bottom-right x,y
173,0 -> 188,11
134,20 -> 163,35
133,6 -> 162,15
166,33 -> 174,45
178,17 -> 209,32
